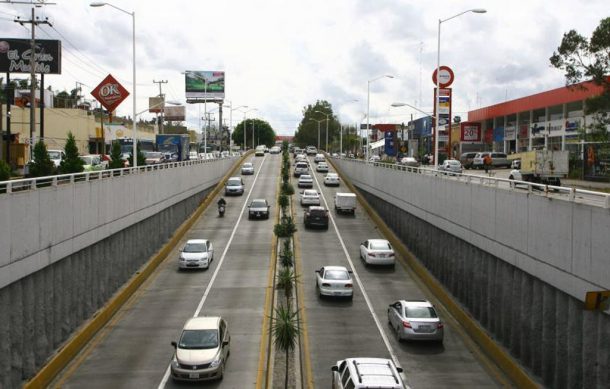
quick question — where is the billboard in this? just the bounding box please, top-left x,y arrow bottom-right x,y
149,96 -> 164,113
185,70 -> 225,100
0,38 -> 61,74
164,106 -> 186,121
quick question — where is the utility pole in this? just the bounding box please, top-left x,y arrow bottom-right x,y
153,79 -> 167,134
14,4 -> 53,161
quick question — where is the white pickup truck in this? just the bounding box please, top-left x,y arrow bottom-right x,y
334,193 -> 357,215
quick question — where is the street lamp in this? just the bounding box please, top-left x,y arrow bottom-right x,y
435,8 -> 486,169
90,2 -> 137,167
367,75 -> 394,162
309,118 -> 325,150
239,108 -> 257,150
314,110 -> 332,152
223,102 -> 247,151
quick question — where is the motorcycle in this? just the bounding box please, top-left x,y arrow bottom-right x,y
218,204 -> 225,217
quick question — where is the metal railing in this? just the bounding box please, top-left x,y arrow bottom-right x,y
0,154 -> 241,195
334,157 -> 610,209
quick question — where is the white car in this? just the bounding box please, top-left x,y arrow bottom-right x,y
324,173 -> 340,186
359,239 -> 395,266
301,189 -> 320,206
314,153 -> 325,163
170,316 -> 230,381
387,300 -> 444,343
189,151 -> 199,160
438,159 -> 463,175
298,174 -> 314,188
241,162 -> 254,175
178,239 -> 214,269
369,155 -> 381,162
270,146 -> 281,154
47,149 -> 65,167
316,162 -> 329,172
314,266 -> 353,299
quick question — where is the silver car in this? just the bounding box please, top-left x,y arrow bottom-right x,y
438,159 -> 463,175
178,239 -> 214,269
170,316 -> 230,381
387,300 -> 444,343
298,174 -> 314,188
316,162 -> 329,172
241,162 -> 255,175
315,266 -> 353,299
225,177 -> 244,195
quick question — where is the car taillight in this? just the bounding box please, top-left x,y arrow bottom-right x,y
388,253 -> 395,257
322,283 -> 331,287
369,253 -> 376,257
402,321 -> 412,328
345,283 -> 353,288
437,323 -> 444,329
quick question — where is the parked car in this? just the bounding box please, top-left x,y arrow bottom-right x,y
438,159 -> 463,175
397,156 -> 420,167
324,173 -> 340,186
359,239 -> 395,266
387,300 -> 444,343
511,159 -> 521,169
301,189 -> 320,206
472,151 -> 511,169
248,198 -> 270,219
459,152 -> 478,169
304,206 -> 329,229
294,161 -> 309,177
225,177 -> 244,196
316,162 -> 329,172
298,174 -> 314,188
178,239 -> 214,270
369,155 -> 381,162
170,316 -> 230,382
144,151 -> 166,165
47,149 -> 65,168
331,358 -> 405,389
80,155 -> 105,171
314,153 -> 325,163
314,266 -> 353,299
241,162 -> 255,175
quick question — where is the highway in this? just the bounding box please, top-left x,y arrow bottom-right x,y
51,152 -> 506,388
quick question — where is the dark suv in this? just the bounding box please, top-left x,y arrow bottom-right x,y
304,206 -> 329,229
459,152 -> 478,169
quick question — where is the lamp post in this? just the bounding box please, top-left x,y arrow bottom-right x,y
240,108 -> 257,150
435,8 -> 486,169
90,2 -> 137,167
367,75 -> 394,163
314,110 -> 332,152
309,118 -> 325,150
223,103 -> 247,152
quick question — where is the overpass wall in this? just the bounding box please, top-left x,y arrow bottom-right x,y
0,159 -> 235,387
333,159 -> 610,388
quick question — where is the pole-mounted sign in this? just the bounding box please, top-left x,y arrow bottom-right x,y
432,65 -> 455,88
91,74 -> 129,113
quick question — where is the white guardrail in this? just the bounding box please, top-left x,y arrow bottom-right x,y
334,157 -> 610,209
0,155 -> 240,194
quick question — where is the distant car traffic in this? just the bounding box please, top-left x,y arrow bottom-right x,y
294,161 -> 309,177
225,177 -> 244,195
397,156 -> 420,167
178,239 -> 214,270
314,153 -> 325,163
316,162 -> 329,172
304,206 -> 329,229
144,151 -> 165,165
255,145 -> 266,156
459,152 -> 478,169
300,189 -> 320,206
248,198 -> 270,219
241,162 -> 254,175
387,300 -> 444,343
270,146 -> 281,154
315,266 -> 353,299
170,316 -> 230,381
306,146 -> 317,156
368,155 -> 381,162
359,239 -> 395,266
324,173 -> 340,186
298,174 -> 314,188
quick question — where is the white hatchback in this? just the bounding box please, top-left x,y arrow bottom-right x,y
359,239 -> 395,266
301,189 -> 320,206
315,266 -> 353,299
179,239 -> 214,269
324,173 -> 340,186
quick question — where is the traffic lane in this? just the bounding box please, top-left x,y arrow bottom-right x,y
316,165 -> 501,388
296,182 -> 392,388
58,158 -> 266,388
164,154 -> 280,388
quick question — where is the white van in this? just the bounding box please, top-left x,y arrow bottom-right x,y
334,193 -> 356,215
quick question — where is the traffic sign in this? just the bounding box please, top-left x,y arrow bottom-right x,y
91,74 -> 129,112
432,66 -> 455,88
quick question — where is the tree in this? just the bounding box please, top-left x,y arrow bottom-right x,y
0,159 -> 11,181
293,100 -> 340,149
54,90 -> 73,108
59,132 -> 84,174
128,149 -> 146,167
271,304 -> 300,389
28,140 -> 55,177
109,141 -> 125,169
550,17 -> 610,140
232,118 -> 276,149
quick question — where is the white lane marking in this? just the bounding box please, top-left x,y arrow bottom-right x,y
158,155 -> 268,388
309,160 -> 402,370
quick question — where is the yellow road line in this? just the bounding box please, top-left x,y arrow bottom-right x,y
326,158 -> 538,389
256,162 -> 281,389
25,153 -> 252,389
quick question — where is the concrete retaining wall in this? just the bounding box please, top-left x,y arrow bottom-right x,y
333,159 -> 610,388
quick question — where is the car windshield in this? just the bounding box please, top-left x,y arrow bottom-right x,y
250,200 -> 267,208
370,241 -> 391,250
304,190 -> 317,196
405,306 -> 438,318
48,151 -> 61,159
300,175 -> 312,180
227,178 -> 242,186
183,243 -> 206,252
324,270 -> 349,280
179,329 -> 218,350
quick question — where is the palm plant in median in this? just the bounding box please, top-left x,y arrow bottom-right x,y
271,304 -> 300,389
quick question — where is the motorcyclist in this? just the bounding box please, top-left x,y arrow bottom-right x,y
217,198 -> 226,207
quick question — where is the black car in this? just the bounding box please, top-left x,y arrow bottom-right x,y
248,199 -> 270,219
304,206 -> 329,229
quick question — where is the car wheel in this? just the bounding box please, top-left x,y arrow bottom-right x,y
218,361 -> 224,380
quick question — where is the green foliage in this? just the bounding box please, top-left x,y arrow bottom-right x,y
109,141 -> 125,169
276,267 -> 297,298
274,216 -> 297,237
0,159 -> 12,181
280,240 -> 294,267
232,118 -> 277,149
278,194 -> 289,212
550,17 -> 610,136
281,182 -> 294,196
293,100 -> 339,149
59,132 -> 84,174
128,149 -> 146,167
271,304 -> 300,388
28,140 -> 56,177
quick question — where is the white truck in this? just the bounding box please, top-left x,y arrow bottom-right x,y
509,150 -> 569,186
334,192 -> 357,214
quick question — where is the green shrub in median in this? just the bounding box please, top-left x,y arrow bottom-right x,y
281,182 -> 294,196
279,240 -> 294,267
274,216 -> 296,237
276,267 -> 297,298
278,194 -> 289,213
271,304 -> 300,389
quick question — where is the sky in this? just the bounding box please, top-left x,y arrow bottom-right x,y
0,0 -> 607,135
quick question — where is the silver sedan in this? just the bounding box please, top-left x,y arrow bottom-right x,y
387,300 -> 444,343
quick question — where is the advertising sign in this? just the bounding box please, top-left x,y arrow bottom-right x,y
91,74 -> 129,112
493,127 -> 504,142
504,126 -> 516,140
149,96 -> 164,113
384,130 -> 397,156
163,106 -> 186,121
0,38 -> 62,74
460,122 -> 481,142
185,70 -> 225,100
434,88 -> 452,129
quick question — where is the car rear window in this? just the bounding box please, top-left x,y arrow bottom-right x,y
324,270 -> 349,280
370,241 -> 392,250
309,209 -> 327,217
251,200 -> 267,208
296,163 -> 308,168
405,306 -> 438,318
